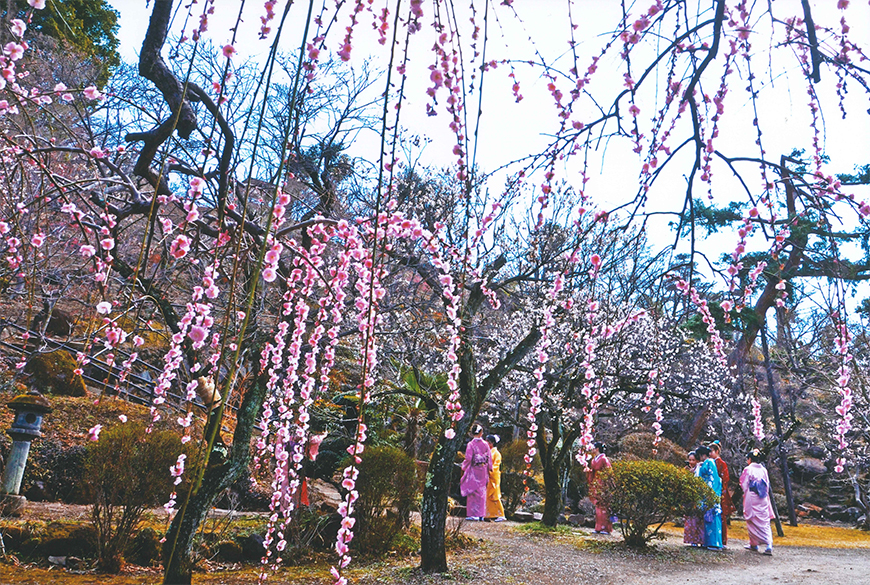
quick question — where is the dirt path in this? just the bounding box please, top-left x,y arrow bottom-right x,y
442,520 -> 870,585
8,504 -> 870,584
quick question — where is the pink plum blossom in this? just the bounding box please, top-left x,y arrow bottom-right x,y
10,20 -> 26,38
4,43 -> 24,61
88,424 -> 102,441
170,234 -> 191,259
83,85 -> 102,100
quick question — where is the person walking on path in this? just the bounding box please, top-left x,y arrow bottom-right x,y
460,424 -> 492,521
683,451 -> 705,546
709,441 -> 736,547
695,445 -> 723,550
485,434 -> 507,521
740,449 -> 775,555
587,442 -> 613,534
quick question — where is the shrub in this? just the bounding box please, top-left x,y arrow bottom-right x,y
344,445 -> 418,555
596,460 -> 717,547
618,432 -> 687,467
126,527 -> 162,567
22,441 -> 88,503
83,422 -> 185,572
501,472 -> 538,516
280,507 -> 339,563
500,439 -> 541,473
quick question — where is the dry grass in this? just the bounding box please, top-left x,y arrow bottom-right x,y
659,520 -> 870,548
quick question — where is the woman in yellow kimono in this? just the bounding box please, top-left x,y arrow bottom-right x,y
486,435 -> 507,521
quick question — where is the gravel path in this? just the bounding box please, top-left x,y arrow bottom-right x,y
355,520 -> 870,585
463,521 -> 870,585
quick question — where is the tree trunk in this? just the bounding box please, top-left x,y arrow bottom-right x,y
418,283 -> 541,573
541,459 -> 563,527
162,377 -> 266,584
419,440 -> 453,573
760,323 -> 798,527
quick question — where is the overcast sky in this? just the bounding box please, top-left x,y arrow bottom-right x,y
108,0 -> 870,298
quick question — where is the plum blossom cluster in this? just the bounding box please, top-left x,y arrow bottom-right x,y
832,317 -> 854,474
750,396 -> 764,442
245,212 -> 476,584
674,279 -> 728,366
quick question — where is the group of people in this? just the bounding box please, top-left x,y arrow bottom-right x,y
685,442 -> 775,555
459,425 -> 776,556
459,424 -> 507,522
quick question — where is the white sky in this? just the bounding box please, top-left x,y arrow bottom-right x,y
108,0 -> 870,299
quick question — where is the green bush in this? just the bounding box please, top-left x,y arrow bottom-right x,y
500,439 -> 541,473
84,423 -> 185,572
344,445 -> 418,555
501,472 -> 538,516
596,460 -> 716,547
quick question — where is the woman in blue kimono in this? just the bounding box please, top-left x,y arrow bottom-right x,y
695,445 -> 722,550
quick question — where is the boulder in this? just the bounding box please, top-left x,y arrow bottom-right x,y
792,458 -> 826,480
127,527 -> 161,567
805,446 -> 827,459
308,478 -> 342,512
239,533 -> 266,561
797,503 -> 823,519
42,525 -> 97,558
24,350 -> 87,396
825,504 -> 848,521
511,511 -> 535,522
215,540 -> 243,563
566,514 -> 586,527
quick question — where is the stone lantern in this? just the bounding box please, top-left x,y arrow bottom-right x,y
1,391 -> 51,515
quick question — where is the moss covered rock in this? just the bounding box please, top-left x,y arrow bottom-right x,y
24,351 -> 87,396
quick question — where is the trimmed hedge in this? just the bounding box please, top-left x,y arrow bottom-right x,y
596,459 -> 717,547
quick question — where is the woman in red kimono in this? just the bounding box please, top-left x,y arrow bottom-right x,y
460,424 -> 492,520
709,441 -> 736,546
587,442 -> 613,534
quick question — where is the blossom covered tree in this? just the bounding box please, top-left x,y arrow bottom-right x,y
1,0 -> 869,584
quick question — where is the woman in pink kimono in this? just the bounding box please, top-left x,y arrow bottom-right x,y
739,449 -> 775,555
587,442 -> 613,534
460,424 -> 492,520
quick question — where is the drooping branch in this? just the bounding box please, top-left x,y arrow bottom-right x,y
126,0 -> 198,186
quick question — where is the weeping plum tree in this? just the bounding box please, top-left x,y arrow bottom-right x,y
2,0 -> 870,583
